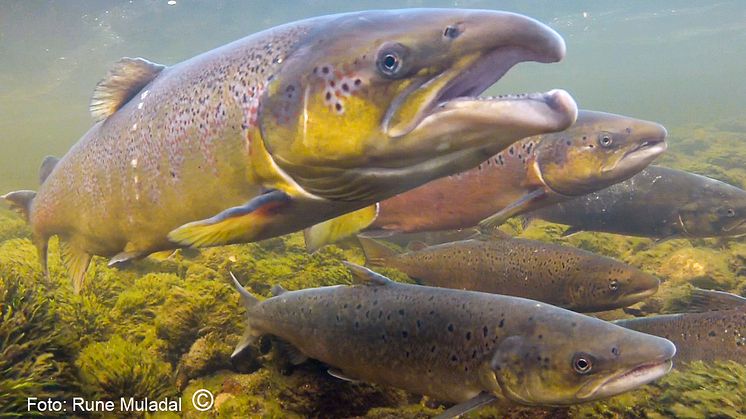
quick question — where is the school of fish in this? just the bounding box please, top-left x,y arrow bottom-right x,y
3,7 -> 744,418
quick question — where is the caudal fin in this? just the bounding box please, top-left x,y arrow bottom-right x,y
2,190 -> 49,278
229,272 -> 263,359
686,288 -> 746,313
2,190 -> 36,222
357,236 -> 398,267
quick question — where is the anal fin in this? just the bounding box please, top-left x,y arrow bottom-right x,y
168,190 -> 291,248
304,204 -> 378,253
275,339 -> 308,365
434,392 -> 498,419
60,242 -> 92,294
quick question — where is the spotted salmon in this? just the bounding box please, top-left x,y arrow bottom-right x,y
231,263 -> 675,415
365,110 -> 666,236
2,10 -> 578,291
530,166 -> 746,239
359,235 -> 659,312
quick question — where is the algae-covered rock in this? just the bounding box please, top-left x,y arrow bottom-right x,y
0,211 -> 30,243
182,362 -> 410,418
76,334 -> 175,401
657,247 -> 736,289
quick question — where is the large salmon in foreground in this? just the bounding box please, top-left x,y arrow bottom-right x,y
2,9 -> 577,292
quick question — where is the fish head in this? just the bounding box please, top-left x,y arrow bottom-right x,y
567,260 -> 660,312
259,9 -> 577,201
678,179 -> 746,237
490,312 -> 675,405
534,110 -> 667,196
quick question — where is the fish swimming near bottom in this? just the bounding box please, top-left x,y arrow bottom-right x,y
359,235 -> 659,312
529,166 -> 746,240
614,289 -> 746,365
231,263 -> 675,415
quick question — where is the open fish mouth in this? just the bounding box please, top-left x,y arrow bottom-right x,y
385,41 -> 574,144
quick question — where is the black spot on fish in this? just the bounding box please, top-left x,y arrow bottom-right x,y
335,103 -> 342,112
483,326 -> 489,337
356,304 -> 362,310
354,78 -> 362,86
499,319 -> 505,328
709,331 -> 717,337
465,331 -> 471,341
322,66 -> 330,74
342,83 -> 349,92
509,147 -> 514,155
448,324 -> 454,332
402,330 -> 408,338
398,309 -> 405,316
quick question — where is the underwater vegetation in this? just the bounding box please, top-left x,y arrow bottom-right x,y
0,125 -> 744,416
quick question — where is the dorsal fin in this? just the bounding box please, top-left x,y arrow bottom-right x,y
271,284 -> 288,296
357,236 -> 398,267
89,57 -> 165,121
342,262 -> 393,286
39,156 -> 59,185
406,241 -> 428,252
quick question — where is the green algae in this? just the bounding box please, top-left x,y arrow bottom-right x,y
0,269 -> 78,416
76,334 -> 175,401
572,361 -> 746,419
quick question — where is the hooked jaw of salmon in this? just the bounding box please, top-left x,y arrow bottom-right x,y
259,9 -> 577,201
535,111 -> 668,197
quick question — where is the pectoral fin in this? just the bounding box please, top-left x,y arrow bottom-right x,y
433,392 -> 498,419
328,368 -> 360,383
478,188 -> 547,231
168,190 -> 291,248
108,250 -> 143,267
304,204 -> 378,253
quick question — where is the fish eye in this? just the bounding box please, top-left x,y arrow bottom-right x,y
598,133 -> 613,148
609,280 -> 619,291
376,43 -> 407,78
572,353 -> 593,374
727,208 -> 736,217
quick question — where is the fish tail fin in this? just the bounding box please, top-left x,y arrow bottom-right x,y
687,288 -> 746,313
60,241 -> 92,294
229,272 -> 263,359
2,190 -> 36,222
2,190 -> 50,278
357,236 -> 397,267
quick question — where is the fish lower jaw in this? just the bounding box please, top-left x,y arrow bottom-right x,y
606,140 -> 667,174
582,359 -> 673,400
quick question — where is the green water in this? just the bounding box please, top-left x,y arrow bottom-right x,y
1,2 -> 745,418
1,1 -> 745,190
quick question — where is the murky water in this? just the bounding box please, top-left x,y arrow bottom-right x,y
1,1 -> 744,417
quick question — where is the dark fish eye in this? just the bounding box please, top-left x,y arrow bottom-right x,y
572,353 -> 593,374
727,208 -> 736,217
380,54 -> 399,74
598,134 -> 613,147
376,43 -> 407,78
609,280 -> 619,291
